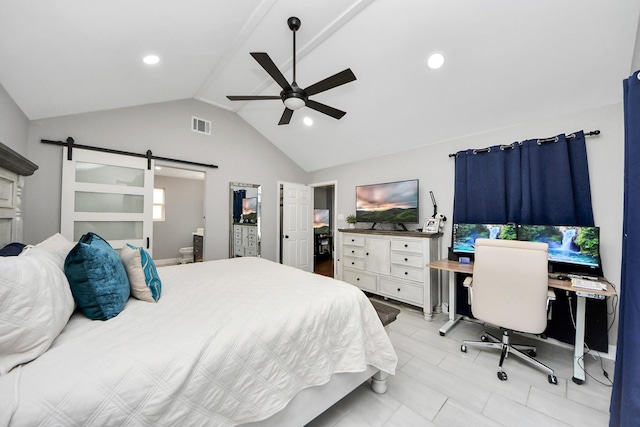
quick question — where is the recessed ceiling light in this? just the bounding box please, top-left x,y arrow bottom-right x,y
143,55 -> 160,65
427,53 -> 444,70
303,117 -> 313,126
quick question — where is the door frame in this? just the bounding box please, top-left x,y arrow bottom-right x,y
310,180 -> 338,276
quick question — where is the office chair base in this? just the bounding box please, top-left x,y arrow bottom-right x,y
461,331 -> 558,385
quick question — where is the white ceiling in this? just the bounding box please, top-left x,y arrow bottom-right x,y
1,1 -> 639,172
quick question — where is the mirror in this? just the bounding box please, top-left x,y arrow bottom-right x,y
229,182 -> 261,258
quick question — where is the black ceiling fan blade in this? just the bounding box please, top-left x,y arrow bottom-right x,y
304,69 -> 356,96
305,99 -> 346,120
250,52 -> 292,91
278,108 -> 294,125
227,95 -> 281,101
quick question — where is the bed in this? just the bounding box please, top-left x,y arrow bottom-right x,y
0,154 -> 397,426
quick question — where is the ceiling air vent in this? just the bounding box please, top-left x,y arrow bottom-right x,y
192,117 -> 211,135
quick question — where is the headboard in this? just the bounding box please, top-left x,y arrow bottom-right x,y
0,142 -> 38,247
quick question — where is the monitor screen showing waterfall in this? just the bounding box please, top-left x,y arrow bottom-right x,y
517,225 -> 600,269
452,223 -> 517,254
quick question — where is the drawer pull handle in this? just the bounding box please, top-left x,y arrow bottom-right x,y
397,288 -> 401,292
366,252 -> 369,256
351,250 -> 355,253
404,258 -> 408,262
351,261 -> 355,265
356,277 -> 360,281
404,271 -> 408,275
404,244 -> 408,248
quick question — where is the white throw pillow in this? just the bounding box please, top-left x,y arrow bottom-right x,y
120,243 -> 162,303
21,233 -> 75,270
0,255 -> 75,375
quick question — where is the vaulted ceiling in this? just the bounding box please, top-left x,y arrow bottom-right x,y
1,1 -> 638,171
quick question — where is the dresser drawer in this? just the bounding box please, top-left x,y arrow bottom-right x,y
391,265 -> 424,282
343,257 -> 364,270
343,246 -> 365,258
246,227 -> 257,236
343,235 -> 365,246
391,252 -> 423,268
244,248 -> 257,256
391,239 -> 423,253
379,278 -> 423,305
343,269 -> 376,292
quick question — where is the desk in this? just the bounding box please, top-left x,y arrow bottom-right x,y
427,258 -> 616,384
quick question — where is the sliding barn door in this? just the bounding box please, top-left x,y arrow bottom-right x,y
282,182 -> 312,272
61,148 -> 154,253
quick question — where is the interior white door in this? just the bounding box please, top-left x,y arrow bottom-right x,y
282,182 -> 312,271
61,147 -> 154,253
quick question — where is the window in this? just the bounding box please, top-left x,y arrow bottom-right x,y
153,188 -> 165,221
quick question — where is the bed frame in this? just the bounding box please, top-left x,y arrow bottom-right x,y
0,142 -> 37,247
246,366 -> 386,427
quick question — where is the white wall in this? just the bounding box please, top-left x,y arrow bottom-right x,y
0,82 -> 29,155
309,103 -> 624,347
24,99 -> 308,261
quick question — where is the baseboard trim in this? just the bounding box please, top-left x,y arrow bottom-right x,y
154,258 -> 180,267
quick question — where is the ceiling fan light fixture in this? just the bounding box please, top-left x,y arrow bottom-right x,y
284,97 -> 305,110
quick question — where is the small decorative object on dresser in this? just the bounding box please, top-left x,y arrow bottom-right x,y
346,214 -> 357,229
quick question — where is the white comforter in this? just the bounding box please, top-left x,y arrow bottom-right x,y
0,257 -> 397,426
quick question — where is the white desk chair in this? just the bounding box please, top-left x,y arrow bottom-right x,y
460,238 -> 558,384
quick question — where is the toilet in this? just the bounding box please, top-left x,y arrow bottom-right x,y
178,247 -> 194,264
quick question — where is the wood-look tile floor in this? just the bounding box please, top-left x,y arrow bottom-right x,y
307,299 -> 614,427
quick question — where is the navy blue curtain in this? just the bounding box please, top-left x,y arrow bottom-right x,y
233,190 -> 246,222
610,71 -> 640,426
452,131 -> 607,351
453,131 -> 594,226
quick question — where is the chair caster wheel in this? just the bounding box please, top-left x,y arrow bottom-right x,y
461,345 -> 467,353
548,374 -> 558,385
527,350 -> 536,357
497,371 -> 508,381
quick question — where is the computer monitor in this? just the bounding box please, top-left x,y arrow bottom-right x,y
452,223 -> 517,254
517,224 -> 601,276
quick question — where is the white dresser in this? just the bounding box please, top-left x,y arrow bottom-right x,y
338,229 -> 441,320
233,224 -> 258,257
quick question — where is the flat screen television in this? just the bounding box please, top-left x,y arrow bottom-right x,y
355,179 -> 419,225
314,209 -> 330,234
452,223 -> 517,254
517,224 -> 602,276
242,197 -> 257,223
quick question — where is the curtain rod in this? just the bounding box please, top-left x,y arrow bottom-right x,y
447,130 -> 601,158
41,137 -> 218,170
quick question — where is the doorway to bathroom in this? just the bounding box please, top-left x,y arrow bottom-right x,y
153,165 -> 206,265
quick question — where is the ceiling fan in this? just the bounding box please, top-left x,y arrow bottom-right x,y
227,16 -> 356,125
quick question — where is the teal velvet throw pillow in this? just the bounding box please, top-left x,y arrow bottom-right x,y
64,232 -> 130,320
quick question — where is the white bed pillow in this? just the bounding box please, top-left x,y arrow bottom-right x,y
21,233 -> 75,270
0,255 -> 75,375
120,243 -> 162,302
